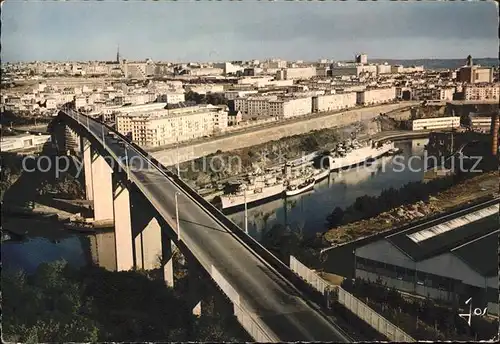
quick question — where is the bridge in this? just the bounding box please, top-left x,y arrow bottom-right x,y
58,108 -> 353,342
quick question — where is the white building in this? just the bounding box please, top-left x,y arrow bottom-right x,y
279,67 -> 317,80
74,95 -> 87,109
115,104 -> 228,147
411,116 -> 460,131
269,97 -> 312,119
357,87 -> 396,105
463,84 -> 499,101
157,92 -> 185,104
237,76 -> 275,88
97,102 -> 168,122
313,92 -> 357,112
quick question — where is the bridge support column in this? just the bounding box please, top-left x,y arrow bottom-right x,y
81,137 -> 93,201
188,260 -> 203,316
91,153 -> 114,223
134,217 -> 163,271
113,177 -> 134,271
162,238 -> 175,288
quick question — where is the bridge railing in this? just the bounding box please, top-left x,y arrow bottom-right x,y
211,265 -> 278,342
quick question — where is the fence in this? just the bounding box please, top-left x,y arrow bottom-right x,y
289,256 -> 332,297
337,286 -> 415,342
289,255 -> 415,342
211,265 -> 277,342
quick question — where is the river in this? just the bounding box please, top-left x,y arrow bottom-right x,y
2,138 -> 428,272
228,139 -> 429,240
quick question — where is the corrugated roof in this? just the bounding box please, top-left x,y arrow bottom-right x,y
386,200 -> 499,263
407,204 -> 499,243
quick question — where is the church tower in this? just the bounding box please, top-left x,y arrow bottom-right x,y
116,45 -> 121,64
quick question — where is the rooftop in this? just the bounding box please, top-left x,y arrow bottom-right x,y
386,200 -> 499,262
451,229 -> 499,277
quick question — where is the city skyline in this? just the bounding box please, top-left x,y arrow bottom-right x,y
3,1 -> 498,62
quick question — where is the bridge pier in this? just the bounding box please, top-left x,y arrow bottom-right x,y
161,236 -> 175,288
113,177 -> 134,271
81,136 -> 94,201
187,258 -> 203,316
91,152 -> 114,224
127,188 -> 177,286
134,217 -> 163,270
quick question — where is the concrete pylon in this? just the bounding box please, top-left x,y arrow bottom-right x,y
134,217 -> 163,271
187,258 -> 203,316
81,137 -> 94,201
113,177 -> 134,271
162,237 -> 175,288
91,153 -> 114,223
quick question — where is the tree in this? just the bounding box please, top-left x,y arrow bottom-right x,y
326,206 -> 344,227
3,261 -> 248,342
2,261 -> 99,343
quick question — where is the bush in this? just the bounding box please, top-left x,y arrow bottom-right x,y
2,261 -> 245,342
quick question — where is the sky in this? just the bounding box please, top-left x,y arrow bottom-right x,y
2,1 -> 498,62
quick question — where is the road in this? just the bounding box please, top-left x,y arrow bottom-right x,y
66,111 -> 352,342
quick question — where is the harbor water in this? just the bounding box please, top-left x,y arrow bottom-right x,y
228,139 -> 428,240
3,138 -> 428,272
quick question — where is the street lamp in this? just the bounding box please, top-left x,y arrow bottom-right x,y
124,143 -> 129,178
101,125 -> 105,148
175,191 -> 181,241
244,188 -> 248,235
176,136 -> 180,178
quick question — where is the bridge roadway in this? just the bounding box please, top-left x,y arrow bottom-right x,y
63,110 -> 352,342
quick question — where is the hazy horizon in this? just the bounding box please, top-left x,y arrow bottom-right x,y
3,56 -> 498,65
3,1 -> 498,62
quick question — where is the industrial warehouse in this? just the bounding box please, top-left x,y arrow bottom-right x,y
353,201 -> 498,316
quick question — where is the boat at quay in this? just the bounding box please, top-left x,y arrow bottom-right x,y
216,138 -> 394,211
285,178 -> 315,197
328,139 -> 394,171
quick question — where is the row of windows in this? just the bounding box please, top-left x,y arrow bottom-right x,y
356,257 -> 459,291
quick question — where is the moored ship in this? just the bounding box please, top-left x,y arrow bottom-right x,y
219,183 -> 285,211
285,178 -> 315,197
329,139 -> 394,171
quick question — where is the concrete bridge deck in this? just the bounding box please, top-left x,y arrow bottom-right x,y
62,109 -> 353,342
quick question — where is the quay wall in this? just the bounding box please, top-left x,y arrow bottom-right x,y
151,102 -> 420,165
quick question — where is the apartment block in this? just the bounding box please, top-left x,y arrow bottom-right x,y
458,66 -> 493,84
356,87 -> 396,105
411,116 -> 460,131
157,92 -> 186,104
412,87 -> 455,101
463,84 -> 499,101
237,76 -> 274,87
269,97 -> 312,119
116,105 -> 228,147
279,67 -> 317,80
313,92 -> 357,112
